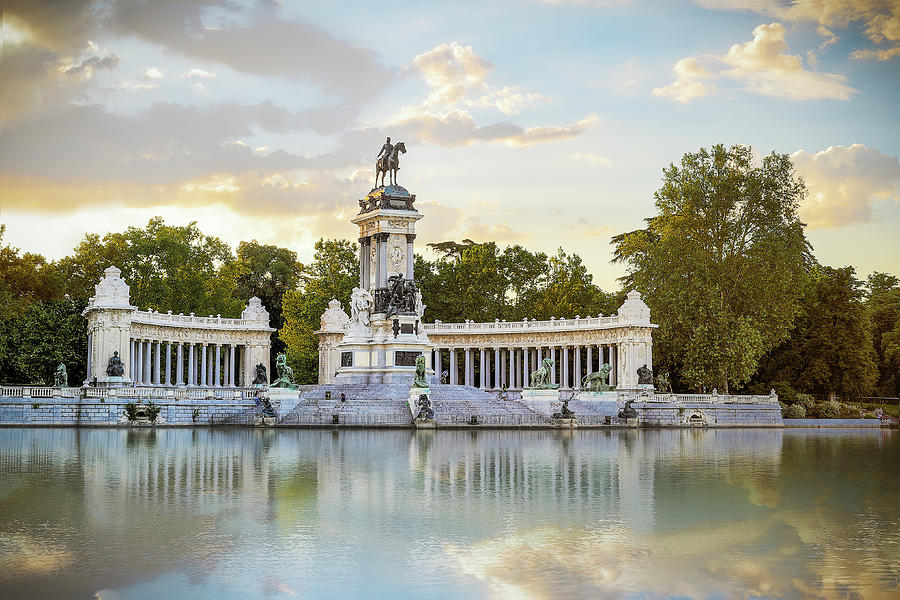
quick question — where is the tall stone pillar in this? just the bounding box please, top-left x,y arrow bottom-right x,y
465,348 -> 472,386
587,346 -> 593,376
523,347 -> 529,387
406,234 -> 415,280
561,347 -> 569,389
228,344 -> 235,386
214,344 -> 221,387
201,344 -> 208,386
135,340 -> 143,384
479,348 -> 485,388
574,346 -> 581,390
494,348 -> 501,390
610,345 -> 617,387
176,343 -> 184,385
164,342 -> 171,385
450,348 -> 458,385
144,341 -> 151,385
550,347 -> 556,385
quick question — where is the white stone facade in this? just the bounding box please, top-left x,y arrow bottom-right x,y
423,290 -> 655,392
83,267 -> 274,387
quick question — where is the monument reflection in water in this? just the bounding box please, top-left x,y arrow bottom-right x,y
0,428 -> 897,599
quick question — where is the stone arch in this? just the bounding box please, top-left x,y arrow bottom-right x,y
684,410 -> 708,427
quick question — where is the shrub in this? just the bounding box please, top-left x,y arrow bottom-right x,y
784,404 -> 806,419
31,402 -> 40,409
772,381 -> 798,405
812,400 -> 841,419
146,401 -> 161,423
192,407 -> 201,422
795,394 -> 815,411
124,402 -> 138,422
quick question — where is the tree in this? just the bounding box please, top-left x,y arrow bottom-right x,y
235,241 -> 303,370
867,272 -> 900,397
613,144 -> 811,392
754,266 -> 877,400
527,248 -> 618,320
280,239 -> 358,384
57,217 -> 243,317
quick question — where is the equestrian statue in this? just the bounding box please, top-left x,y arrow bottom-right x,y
375,137 -> 407,188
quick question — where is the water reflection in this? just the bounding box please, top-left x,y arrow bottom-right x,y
0,428 -> 896,599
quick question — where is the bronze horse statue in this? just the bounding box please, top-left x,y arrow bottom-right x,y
375,141 -> 406,188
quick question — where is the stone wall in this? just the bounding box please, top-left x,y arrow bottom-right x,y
0,398 -> 259,426
633,401 -> 783,427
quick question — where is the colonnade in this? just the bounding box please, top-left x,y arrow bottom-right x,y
431,344 -> 619,391
128,339 -> 247,387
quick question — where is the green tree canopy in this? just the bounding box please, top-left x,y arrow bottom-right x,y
57,217 -> 243,316
867,272 -> 900,397
613,144 -> 812,392
754,265 -> 877,400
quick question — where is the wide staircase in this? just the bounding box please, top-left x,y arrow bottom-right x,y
278,383 -> 411,426
277,383 -> 552,427
428,385 -> 549,426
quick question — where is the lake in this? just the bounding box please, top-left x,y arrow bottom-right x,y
0,427 -> 897,599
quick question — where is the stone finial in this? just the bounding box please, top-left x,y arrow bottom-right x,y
319,299 -> 349,332
617,289 -> 651,324
88,265 -> 132,309
242,297 -> 270,323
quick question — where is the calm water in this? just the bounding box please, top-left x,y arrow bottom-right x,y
0,428 -> 897,600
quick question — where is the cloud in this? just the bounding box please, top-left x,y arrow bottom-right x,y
792,143 -> 900,228
393,109 -> 598,147
144,67 -> 164,80
460,223 -> 528,243
693,0 -> 900,61
182,68 -> 217,79
653,23 -> 856,102
412,43 -> 493,107
571,153 -> 612,166
652,58 -> 716,102
62,53 -> 120,77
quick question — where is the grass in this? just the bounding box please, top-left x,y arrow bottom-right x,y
859,402 -> 899,418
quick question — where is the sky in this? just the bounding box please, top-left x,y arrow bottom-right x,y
1,0 -> 899,290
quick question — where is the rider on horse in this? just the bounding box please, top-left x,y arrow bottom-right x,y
377,137 -> 393,175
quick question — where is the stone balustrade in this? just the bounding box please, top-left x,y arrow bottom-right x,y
425,314 -> 623,334
1,385 -> 262,401
131,310 -> 266,329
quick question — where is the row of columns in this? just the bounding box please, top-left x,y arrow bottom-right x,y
129,339 -> 246,387
432,344 -> 618,391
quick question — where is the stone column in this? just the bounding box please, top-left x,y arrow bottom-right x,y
561,347 -> 569,389
523,347 -> 529,388
450,348 -> 458,385
377,233 -> 389,288
574,346 -> 581,390
494,348 -> 501,390
129,339 -> 135,380
201,344 -> 208,387
610,345 -> 617,386
214,344 -> 221,387
479,348 -> 485,388
176,343 -> 184,386
406,234 -> 415,280
508,349 -> 515,389
464,348 -> 472,386
587,346 -> 593,376
229,344 -> 236,386
358,237 -> 366,288
187,344 -> 194,386
550,347 -> 556,385
144,340 -> 152,385
134,340 -> 141,384
163,342 -> 171,386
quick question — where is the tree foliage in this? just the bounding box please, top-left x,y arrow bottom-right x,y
56,217 -> 243,316
867,272 -> 900,397
753,265 -> 877,400
613,144 -> 811,392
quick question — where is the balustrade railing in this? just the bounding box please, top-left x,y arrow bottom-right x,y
1,385 -> 259,401
131,310 -> 268,329
424,314 -> 625,334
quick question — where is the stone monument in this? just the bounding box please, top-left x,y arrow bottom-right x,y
271,353 -> 297,389
326,139 -> 434,385
82,266 -> 136,386
53,364 -> 68,387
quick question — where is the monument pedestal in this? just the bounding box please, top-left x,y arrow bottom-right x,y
521,388 -> 562,418
335,313 -> 433,385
